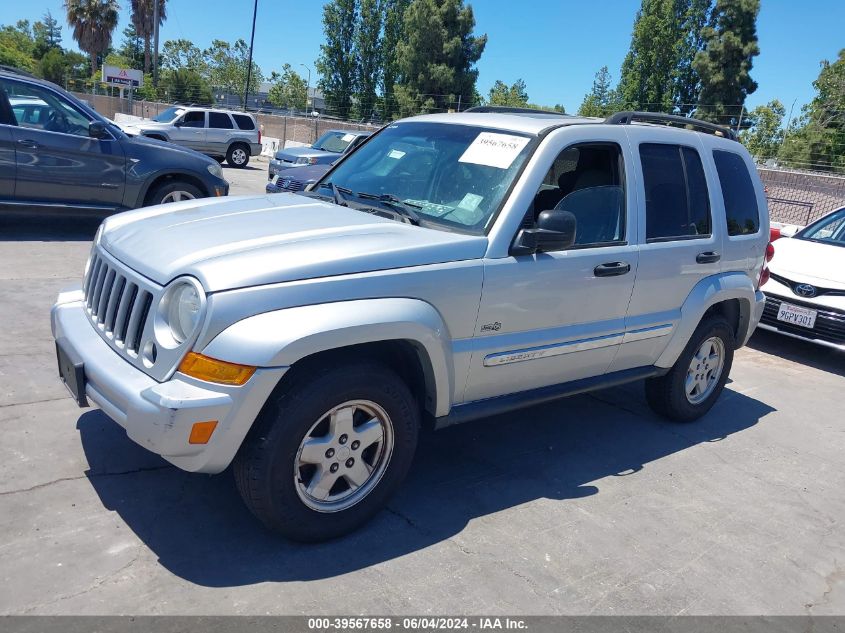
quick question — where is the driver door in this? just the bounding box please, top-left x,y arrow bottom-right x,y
0,78 -> 125,211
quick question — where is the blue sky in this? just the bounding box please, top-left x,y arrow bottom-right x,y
2,0 -> 842,114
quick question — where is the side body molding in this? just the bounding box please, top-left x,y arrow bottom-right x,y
655,272 -> 762,368
200,298 -> 455,417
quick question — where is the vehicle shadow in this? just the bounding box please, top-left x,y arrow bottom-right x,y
749,329 -> 844,378
78,383 -> 773,587
0,213 -> 103,242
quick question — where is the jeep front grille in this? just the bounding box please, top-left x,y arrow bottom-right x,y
83,251 -> 154,355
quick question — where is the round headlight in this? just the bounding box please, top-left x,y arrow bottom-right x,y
167,282 -> 202,343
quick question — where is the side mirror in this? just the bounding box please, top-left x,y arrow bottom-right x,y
511,209 -> 577,255
88,121 -> 109,139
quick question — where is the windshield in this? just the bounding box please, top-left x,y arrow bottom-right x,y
315,122 -> 534,233
796,208 -> 845,247
313,131 -> 357,153
152,106 -> 184,123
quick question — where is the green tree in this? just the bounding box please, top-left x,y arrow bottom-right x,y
355,0 -> 383,119
38,47 -> 68,83
739,99 -> 785,161
33,10 -> 64,59
674,0 -> 711,115
118,24 -> 144,69
693,0 -> 760,127
160,68 -> 212,105
203,39 -> 262,100
130,0 -> 166,74
268,64 -> 307,111
780,49 -> 845,173
394,0 -> 487,113
380,0 -> 410,118
488,79 -> 529,107
316,0 -> 358,118
63,50 -> 90,78
578,66 -> 622,116
161,38 -> 205,74
618,0 -> 680,112
65,0 -> 120,75
0,21 -> 36,71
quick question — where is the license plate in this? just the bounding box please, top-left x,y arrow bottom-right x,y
776,302 -> 817,329
55,338 -> 88,407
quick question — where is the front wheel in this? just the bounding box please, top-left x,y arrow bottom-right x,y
645,314 -> 735,422
145,180 -> 202,206
233,361 -> 420,541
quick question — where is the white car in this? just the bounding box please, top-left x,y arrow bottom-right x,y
759,206 -> 845,351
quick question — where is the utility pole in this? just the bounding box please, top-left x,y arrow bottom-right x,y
300,63 -> 311,114
243,0 -> 259,111
152,0 -> 160,87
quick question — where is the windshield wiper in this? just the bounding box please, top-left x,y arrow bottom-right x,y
317,182 -> 352,206
354,192 -> 422,225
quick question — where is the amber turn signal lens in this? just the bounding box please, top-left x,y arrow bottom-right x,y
189,420 -> 218,444
178,352 -> 256,385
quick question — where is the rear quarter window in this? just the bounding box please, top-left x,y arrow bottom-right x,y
713,150 -> 760,236
232,114 -> 256,130
208,112 -> 234,129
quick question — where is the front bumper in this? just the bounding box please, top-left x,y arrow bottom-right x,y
757,291 -> 845,351
51,286 -> 287,473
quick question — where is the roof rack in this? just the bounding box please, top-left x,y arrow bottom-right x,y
605,111 -> 737,141
0,65 -> 35,78
464,105 -> 569,116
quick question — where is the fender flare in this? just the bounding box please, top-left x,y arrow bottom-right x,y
654,272 -> 759,368
200,298 -> 455,417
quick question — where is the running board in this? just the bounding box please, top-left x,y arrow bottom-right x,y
434,366 -> 667,429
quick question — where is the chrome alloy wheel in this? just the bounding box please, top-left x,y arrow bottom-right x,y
685,336 -> 726,405
294,400 -> 394,513
231,148 -> 248,165
160,190 -> 197,203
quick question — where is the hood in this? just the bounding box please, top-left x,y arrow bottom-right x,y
121,133 -> 218,165
769,236 -> 845,287
275,164 -> 330,182
121,120 -> 171,133
100,193 -> 487,292
275,146 -> 336,160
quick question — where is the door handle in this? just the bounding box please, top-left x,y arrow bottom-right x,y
17,139 -> 39,149
696,251 -> 721,264
594,261 -> 631,277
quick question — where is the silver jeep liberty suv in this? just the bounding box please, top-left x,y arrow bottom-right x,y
52,108 -> 770,541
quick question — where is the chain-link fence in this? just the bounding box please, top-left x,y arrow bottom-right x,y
72,92 -> 376,146
760,167 -> 845,226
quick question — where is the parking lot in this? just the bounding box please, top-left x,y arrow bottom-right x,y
1,161 -> 843,615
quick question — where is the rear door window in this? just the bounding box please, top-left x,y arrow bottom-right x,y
713,150 -> 760,236
208,112 -> 234,129
640,143 -> 711,241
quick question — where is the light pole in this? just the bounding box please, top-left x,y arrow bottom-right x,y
243,0 -> 259,111
300,64 -> 311,115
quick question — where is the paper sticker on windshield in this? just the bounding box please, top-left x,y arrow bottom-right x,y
458,193 -> 483,210
388,149 -> 406,159
342,133 -> 355,142
458,132 -> 530,169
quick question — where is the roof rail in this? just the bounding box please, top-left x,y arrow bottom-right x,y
464,105 -> 569,116
0,65 -> 36,78
605,111 -> 737,141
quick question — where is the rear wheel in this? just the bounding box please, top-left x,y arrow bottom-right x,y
234,361 -> 419,541
145,180 -> 203,206
645,314 -> 734,422
226,143 -> 250,168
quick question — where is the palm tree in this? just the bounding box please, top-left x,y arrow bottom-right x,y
131,0 -> 166,74
64,0 -> 120,75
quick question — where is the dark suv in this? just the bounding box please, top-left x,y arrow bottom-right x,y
0,69 -> 229,214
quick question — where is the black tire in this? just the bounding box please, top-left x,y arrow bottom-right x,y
234,361 -> 420,541
226,143 -> 250,168
645,314 -> 735,423
145,134 -> 167,142
214,156 -> 225,164
145,180 -> 203,206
